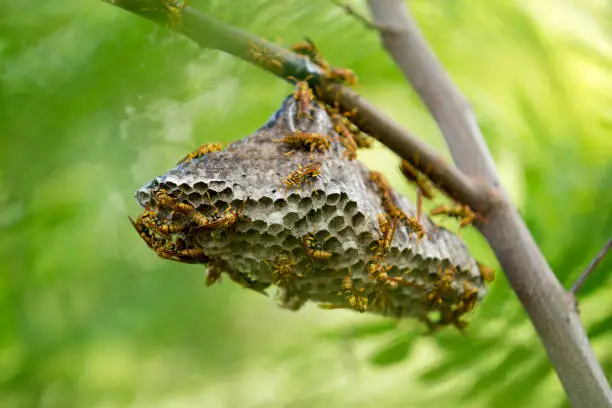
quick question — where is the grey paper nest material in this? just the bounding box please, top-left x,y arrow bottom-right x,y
133,95 -> 486,323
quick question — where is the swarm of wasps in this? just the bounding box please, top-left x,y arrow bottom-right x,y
129,141 -> 271,292
367,157 -> 492,330
286,38 -> 495,330
325,177 -> 492,331
129,38 -> 495,332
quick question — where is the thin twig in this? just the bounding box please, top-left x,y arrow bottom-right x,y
571,239 -> 612,295
331,0 -> 378,30
365,1 -> 612,406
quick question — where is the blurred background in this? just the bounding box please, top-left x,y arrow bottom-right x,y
1,0 -> 611,407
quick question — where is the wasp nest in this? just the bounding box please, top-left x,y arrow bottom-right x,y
131,92 -> 489,329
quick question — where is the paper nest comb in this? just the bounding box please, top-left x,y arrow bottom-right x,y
132,93 -> 487,327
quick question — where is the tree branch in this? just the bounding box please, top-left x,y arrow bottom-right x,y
365,1 -> 612,407
318,81 -> 493,209
330,0 -> 378,30
366,1 -> 501,188
103,0 -> 491,212
104,0 -> 319,79
571,239 -> 612,295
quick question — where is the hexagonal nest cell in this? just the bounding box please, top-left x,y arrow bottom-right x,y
130,92 -> 488,328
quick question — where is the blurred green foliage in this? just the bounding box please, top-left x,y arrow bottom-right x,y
1,0 -> 611,407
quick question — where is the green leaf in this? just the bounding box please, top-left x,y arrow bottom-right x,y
487,359 -> 552,408
588,315 -> 612,339
369,333 -> 416,366
419,336 -> 498,383
461,345 -> 537,401
319,320 -> 399,340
